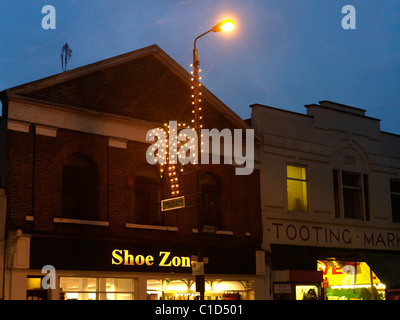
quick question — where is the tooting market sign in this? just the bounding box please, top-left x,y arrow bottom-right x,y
267,219 -> 400,251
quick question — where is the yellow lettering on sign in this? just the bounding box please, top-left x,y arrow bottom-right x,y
111,249 -> 123,265
124,250 -> 135,265
135,255 -> 145,266
111,249 -> 191,267
181,256 -> 191,267
172,256 -> 181,267
146,255 -> 154,266
159,251 -> 172,266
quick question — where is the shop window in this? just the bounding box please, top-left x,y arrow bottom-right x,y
134,165 -> 163,225
296,285 -> 319,300
333,170 -> 369,220
342,172 -> 362,219
27,277 -> 47,300
147,279 -> 196,300
333,170 -> 341,218
286,165 -> 308,212
59,277 -> 134,300
317,260 -> 385,300
62,153 -> 99,220
200,173 -> 222,228
390,179 -> 400,223
363,174 -> 370,221
146,279 -> 253,300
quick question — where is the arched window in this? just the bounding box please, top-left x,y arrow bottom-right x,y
134,165 -> 162,225
62,153 -> 99,220
200,173 -> 221,228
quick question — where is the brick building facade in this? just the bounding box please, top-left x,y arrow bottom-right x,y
0,45 -> 264,300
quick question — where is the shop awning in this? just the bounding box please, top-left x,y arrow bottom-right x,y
359,252 -> 400,289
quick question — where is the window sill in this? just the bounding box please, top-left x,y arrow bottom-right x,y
216,230 -> 234,235
53,217 -> 109,227
288,210 -> 309,214
192,229 -> 234,235
125,223 -> 178,232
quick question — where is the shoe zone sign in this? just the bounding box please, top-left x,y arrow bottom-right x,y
111,249 -> 192,269
30,238 -> 255,274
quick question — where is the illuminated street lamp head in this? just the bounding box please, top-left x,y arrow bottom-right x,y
212,19 -> 235,32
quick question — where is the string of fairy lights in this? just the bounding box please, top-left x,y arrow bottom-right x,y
146,64 -> 204,198
190,64 -> 203,131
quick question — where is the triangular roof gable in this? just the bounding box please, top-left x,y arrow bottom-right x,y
6,45 -> 251,131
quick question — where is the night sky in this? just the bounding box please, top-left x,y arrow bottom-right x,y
1,1 -> 399,133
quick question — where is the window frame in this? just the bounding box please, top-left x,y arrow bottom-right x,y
59,277 -> 135,300
134,165 -> 164,226
61,153 -> 99,221
200,172 -> 222,229
341,171 -> 363,220
390,179 -> 400,223
333,170 -> 369,221
286,164 -> 309,213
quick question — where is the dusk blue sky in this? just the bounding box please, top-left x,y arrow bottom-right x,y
1,1 -> 399,133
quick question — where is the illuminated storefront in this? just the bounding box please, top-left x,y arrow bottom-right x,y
24,237 -> 262,300
146,279 -> 254,300
317,259 -> 385,300
272,259 -> 387,301
26,275 -> 255,300
295,285 -> 319,300
270,244 -> 400,300
58,277 -> 135,300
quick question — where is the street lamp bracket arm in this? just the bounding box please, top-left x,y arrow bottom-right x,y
193,29 -> 213,51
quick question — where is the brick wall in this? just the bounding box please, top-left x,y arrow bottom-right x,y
6,125 -> 261,247
6,128 -> 34,230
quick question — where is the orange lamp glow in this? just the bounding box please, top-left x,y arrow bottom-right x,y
212,19 -> 235,33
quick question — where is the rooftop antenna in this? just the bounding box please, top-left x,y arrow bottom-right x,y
60,43 -> 72,72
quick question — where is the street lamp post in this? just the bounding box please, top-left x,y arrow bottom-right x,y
192,19 -> 235,134
191,19 -> 235,300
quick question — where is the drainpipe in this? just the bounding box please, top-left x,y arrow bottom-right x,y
0,189 -> 6,299
0,90 -> 8,299
31,124 -> 36,219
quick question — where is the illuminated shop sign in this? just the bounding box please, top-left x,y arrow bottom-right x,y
111,249 -> 191,268
29,238 -> 255,274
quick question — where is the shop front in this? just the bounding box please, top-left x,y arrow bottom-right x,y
270,244 -> 400,300
27,273 -> 254,300
146,278 -> 254,300
272,269 -> 323,300
22,236 -> 263,300
318,259 -> 386,300
266,219 -> 400,300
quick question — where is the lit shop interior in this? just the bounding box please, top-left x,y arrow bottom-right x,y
147,279 -> 254,300
58,277 -> 135,300
27,277 -> 254,300
309,259 -> 386,300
